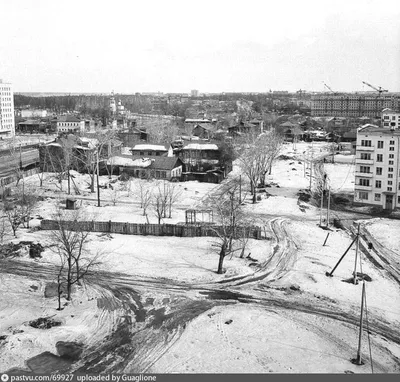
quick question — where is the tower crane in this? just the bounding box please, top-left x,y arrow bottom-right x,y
323,82 -> 334,93
362,81 -> 388,95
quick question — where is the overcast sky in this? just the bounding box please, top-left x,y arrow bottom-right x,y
1,0 -> 399,93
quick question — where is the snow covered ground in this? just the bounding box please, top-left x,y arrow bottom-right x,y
363,219 -> 400,255
1,141 -> 400,374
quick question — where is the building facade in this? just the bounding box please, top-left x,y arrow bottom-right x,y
311,93 -> 400,118
0,79 -> 15,138
354,124 -> 400,210
56,115 -> 85,134
382,108 -> 400,130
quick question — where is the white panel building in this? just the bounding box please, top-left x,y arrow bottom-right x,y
354,123 -> 400,210
0,79 -> 15,138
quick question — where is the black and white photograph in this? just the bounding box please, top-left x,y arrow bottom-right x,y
0,0 -> 399,378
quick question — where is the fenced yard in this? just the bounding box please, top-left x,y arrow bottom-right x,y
40,219 -> 263,239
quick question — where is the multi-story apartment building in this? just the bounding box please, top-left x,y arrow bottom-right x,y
382,108 -> 400,130
311,93 -> 400,118
354,124 -> 400,210
0,79 -> 15,138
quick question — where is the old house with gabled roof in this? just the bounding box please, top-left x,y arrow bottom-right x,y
192,123 -> 216,139
108,155 -> 183,180
173,141 -> 232,183
130,143 -> 172,157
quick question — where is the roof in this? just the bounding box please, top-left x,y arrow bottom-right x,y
358,124 -> 400,136
57,115 -> 81,123
185,119 -> 211,123
149,156 -> 183,170
382,108 -> 395,113
280,121 -> 298,128
18,119 -> 42,125
131,144 -> 168,151
194,123 -> 215,131
183,143 -> 219,151
107,155 -> 153,167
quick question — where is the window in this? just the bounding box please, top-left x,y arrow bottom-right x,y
361,153 -> 371,160
376,154 -> 383,162
155,171 -> 160,178
359,192 -> 368,200
398,196 -> 400,204
387,187 -> 392,191
388,181 -> 393,185
360,166 -> 370,173
359,179 -> 370,186
376,167 -> 382,175
377,141 -> 384,149
361,140 -> 372,147
389,160 -> 394,165
161,171 -> 167,179
147,152 -> 152,156
139,151 -> 144,156
390,140 -> 395,145
156,152 -> 160,156
375,180 -> 381,188
389,154 -> 394,159
389,167 -> 393,172
389,147 -> 395,151
374,193 -> 381,201
388,174 -> 393,178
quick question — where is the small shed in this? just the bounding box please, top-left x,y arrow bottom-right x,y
66,198 -> 77,210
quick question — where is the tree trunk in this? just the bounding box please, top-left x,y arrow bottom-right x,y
57,274 -> 63,310
217,244 -> 226,274
67,257 -> 72,300
67,168 -> 71,195
252,190 -> 257,204
90,172 -> 95,193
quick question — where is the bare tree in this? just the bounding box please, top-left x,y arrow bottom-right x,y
235,131 -> 282,203
165,182 -> 182,218
2,202 -> 23,237
135,180 -> 153,217
1,184 -> 38,236
235,132 -> 261,203
151,182 -> 167,224
257,132 -> 283,185
208,182 -> 246,274
138,117 -> 180,144
0,215 -> 11,243
50,209 -> 102,301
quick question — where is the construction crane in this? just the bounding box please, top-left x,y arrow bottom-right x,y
362,81 -> 388,94
323,82 -> 334,93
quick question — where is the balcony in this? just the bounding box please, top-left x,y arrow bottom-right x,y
356,145 -> 375,151
355,158 -> 374,165
354,184 -> 372,191
355,172 -> 373,178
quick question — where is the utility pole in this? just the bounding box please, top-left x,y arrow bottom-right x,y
319,174 -> 326,226
326,187 -> 331,227
319,188 -> 324,226
96,149 -> 101,207
239,175 -> 242,203
352,282 -> 366,366
353,224 -> 361,285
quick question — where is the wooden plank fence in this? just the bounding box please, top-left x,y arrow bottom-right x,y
40,219 -> 263,239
